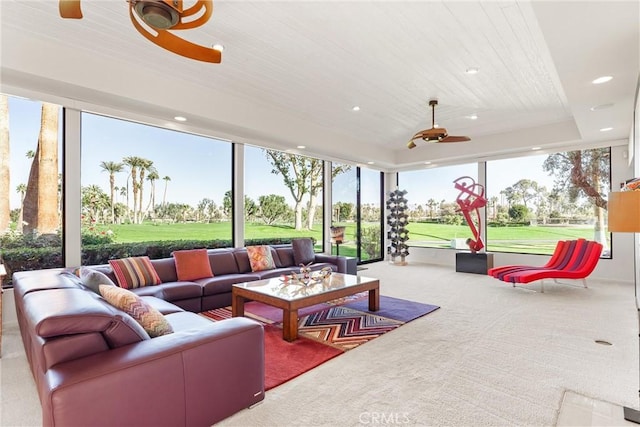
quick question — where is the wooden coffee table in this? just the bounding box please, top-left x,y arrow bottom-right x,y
232,273 -> 379,341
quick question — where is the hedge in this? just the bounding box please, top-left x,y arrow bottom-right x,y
1,236 -> 314,287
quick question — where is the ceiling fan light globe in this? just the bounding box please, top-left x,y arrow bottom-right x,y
134,1 -> 179,29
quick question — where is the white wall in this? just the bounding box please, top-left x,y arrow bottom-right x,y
407,144 -> 636,283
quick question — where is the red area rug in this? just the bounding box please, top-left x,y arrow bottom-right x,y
201,295 -> 439,390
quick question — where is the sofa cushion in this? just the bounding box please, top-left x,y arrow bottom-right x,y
208,249 -> 240,275
131,281 -> 203,302
199,274 -> 261,296
274,247 -> 295,267
164,311 -> 216,332
173,249 -> 214,281
109,256 -> 162,289
292,238 -> 315,265
151,258 -> 178,283
99,285 -> 173,338
79,267 -> 117,294
246,245 -> 276,272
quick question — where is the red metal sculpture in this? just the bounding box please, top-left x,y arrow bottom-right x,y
453,176 -> 487,253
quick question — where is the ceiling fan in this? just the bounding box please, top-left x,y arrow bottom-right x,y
58,0 -> 222,63
407,100 -> 471,149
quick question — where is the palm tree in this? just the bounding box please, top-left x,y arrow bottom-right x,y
137,159 -> 154,223
23,103 -> 59,234
122,156 -> 145,224
25,150 -> 35,159
145,170 -> 160,214
16,183 -> 26,232
100,161 -> 124,224
162,175 -> 171,207
0,95 -> 9,232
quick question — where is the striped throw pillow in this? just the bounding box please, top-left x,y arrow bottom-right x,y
108,256 -> 162,289
99,285 -> 173,338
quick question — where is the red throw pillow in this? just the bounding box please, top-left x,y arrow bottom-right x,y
173,249 -> 214,281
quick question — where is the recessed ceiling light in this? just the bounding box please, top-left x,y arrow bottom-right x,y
466,114 -> 478,120
352,106 -> 361,112
600,127 -> 613,132
531,146 -> 542,151
465,67 -> 479,74
174,116 -> 187,122
297,145 -> 306,149
367,161 -> 375,165
212,44 -> 224,52
424,161 -> 431,165
590,103 -> 614,111
592,76 -> 613,84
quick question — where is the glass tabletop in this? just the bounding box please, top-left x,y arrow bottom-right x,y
233,273 -> 377,301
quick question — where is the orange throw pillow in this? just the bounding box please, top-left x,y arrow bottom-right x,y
173,249 -> 214,281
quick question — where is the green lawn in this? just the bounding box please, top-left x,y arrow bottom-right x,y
100,222 -> 322,243
94,221 -> 606,257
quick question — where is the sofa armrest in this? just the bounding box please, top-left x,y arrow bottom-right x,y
42,317 -> 264,427
314,253 -> 347,273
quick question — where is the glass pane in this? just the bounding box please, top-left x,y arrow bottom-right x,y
331,163 -> 357,257
1,95 -> 63,286
398,163 -> 478,249
81,113 -> 232,263
360,168 -> 383,262
486,149 -> 611,257
244,146 -> 323,247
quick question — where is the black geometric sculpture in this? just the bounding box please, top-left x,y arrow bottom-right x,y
386,188 -> 410,264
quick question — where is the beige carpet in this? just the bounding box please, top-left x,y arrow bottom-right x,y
1,261 -> 638,426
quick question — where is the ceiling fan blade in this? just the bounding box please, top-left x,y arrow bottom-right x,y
440,135 -> 471,143
172,0 -> 212,30
59,0 -> 83,19
129,4 -> 222,63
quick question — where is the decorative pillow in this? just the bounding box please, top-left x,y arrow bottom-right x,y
246,245 -> 276,272
99,285 -> 173,338
108,256 -> 162,289
79,267 -> 117,294
292,238 -> 315,265
173,249 -> 214,281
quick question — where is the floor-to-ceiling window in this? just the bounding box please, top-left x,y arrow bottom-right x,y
331,164 -> 384,262
0,95 -> 64,285
398,163 -> 478,249
486,149 -> 611,257
331,163 -> 357,256
244,146 -> 324,247
359,167 -> 384,262
80,112 -> 232,263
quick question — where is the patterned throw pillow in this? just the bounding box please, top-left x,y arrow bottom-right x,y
108,256 -> 162,289
246,245 -> 276,272
173,249 -> 214,281
99,285 -> 173,338
79,267 -> 117,294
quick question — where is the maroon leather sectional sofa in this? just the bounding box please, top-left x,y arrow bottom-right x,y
13,245 -> 348,426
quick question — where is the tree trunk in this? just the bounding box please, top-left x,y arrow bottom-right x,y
307,192 -> 317,230
294,201 -> 303,230
18,193 -> 24,233
163,182 -> 168,207
23,103 -> 59,234
109,174 -> 116,224
0,95 -> 10,232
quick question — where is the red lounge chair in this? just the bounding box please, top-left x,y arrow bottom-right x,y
488,240 -> 571,280
488,239 -> 603,293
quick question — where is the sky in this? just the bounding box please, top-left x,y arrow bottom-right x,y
6,96 -> 380,210
6,95 -> 573,212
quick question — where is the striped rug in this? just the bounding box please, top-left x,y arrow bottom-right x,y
201,295 -> 439,390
